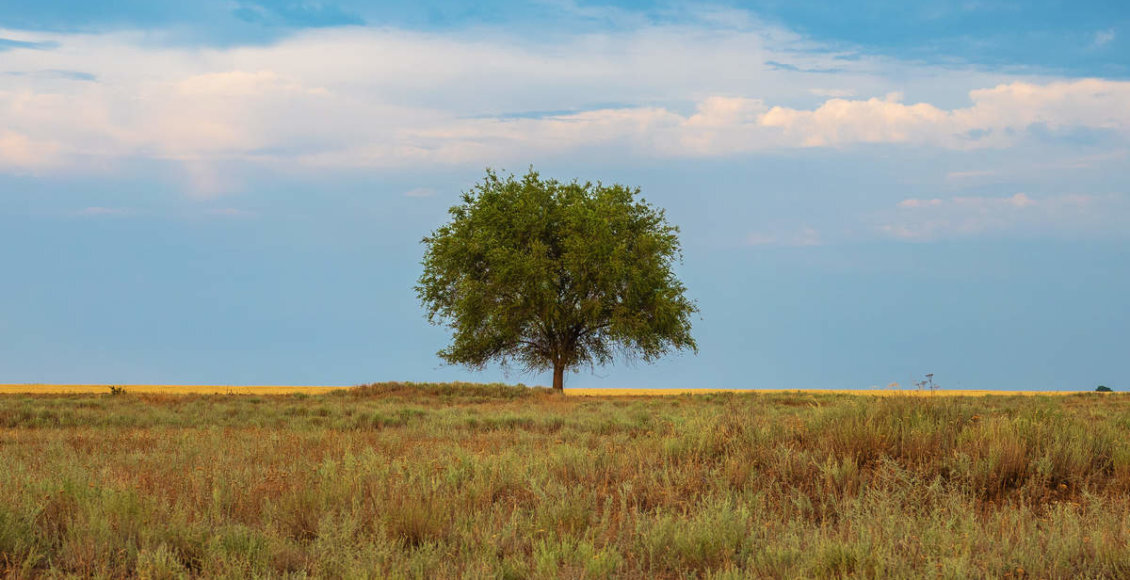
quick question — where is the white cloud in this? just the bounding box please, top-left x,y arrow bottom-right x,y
402,187 -> 435,198
761,92 -> 951,147
180,161 -> 242,198
939,149 -> 1129,186
761,80 -> 1130,148
897,198 -> 944,208
809,88 -> 856,98
878,193 -> 1128,241
955,80 -> 1130,135
0,129 -> 58,169
0,21 -> 1128,183
1093,29 -> 1116,48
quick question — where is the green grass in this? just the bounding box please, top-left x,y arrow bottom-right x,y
2,383 -> 1129,577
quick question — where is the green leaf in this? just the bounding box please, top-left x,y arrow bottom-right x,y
416,168 -> 697,389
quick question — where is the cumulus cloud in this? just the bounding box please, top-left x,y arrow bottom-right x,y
762,80 -> 1130,148
0,130 -> 59,169
316,97 -> 769,167
761,92 -> 950,146
0,21 -> 1128,182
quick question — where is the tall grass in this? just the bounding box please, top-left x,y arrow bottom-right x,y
1,383 -> 1129,577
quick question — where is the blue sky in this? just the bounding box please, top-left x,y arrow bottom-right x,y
1,1 -> 1127,390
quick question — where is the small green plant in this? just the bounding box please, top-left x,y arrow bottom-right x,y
107,385 -> 126,396
1096,385 -> 1113,392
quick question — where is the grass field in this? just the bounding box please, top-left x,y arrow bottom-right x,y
565,388 -> 1080,397
0,385 -> 348,395
0,384 -> 1082,397
1,382 -> 1127,577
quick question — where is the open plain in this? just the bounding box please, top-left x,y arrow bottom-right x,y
0,384 -> 1081,397
1,383 -> 1127,578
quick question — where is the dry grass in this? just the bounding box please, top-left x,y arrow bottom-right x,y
2,384 -> 1083,397
565,388 -> 1082,397
1,382 -> 1126,578
0,384 -> 347,395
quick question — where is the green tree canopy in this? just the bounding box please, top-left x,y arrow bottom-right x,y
416,169 -> 698,391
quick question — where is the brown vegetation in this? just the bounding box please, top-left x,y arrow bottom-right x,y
0,383 -> 1127,577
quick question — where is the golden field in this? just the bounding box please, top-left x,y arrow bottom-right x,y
0,384 -> 1083,396
0,381 -> 1126,577
0,384 -> 346,395
565,388 -> 1081,397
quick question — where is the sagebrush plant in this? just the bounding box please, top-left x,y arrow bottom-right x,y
2,384 -> 1130,577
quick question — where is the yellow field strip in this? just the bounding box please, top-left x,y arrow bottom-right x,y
0,384 -> 349,395
566,388 -> 1082,397
0,384 -> 1087,397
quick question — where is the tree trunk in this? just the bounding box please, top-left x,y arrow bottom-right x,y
552,362 -> 565,393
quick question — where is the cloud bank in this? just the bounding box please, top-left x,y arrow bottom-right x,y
0,22 -> 1128,182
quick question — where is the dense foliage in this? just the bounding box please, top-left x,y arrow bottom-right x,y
417,169 -> 697,390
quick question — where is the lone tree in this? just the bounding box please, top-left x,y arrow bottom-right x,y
416,169 -> 697,392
